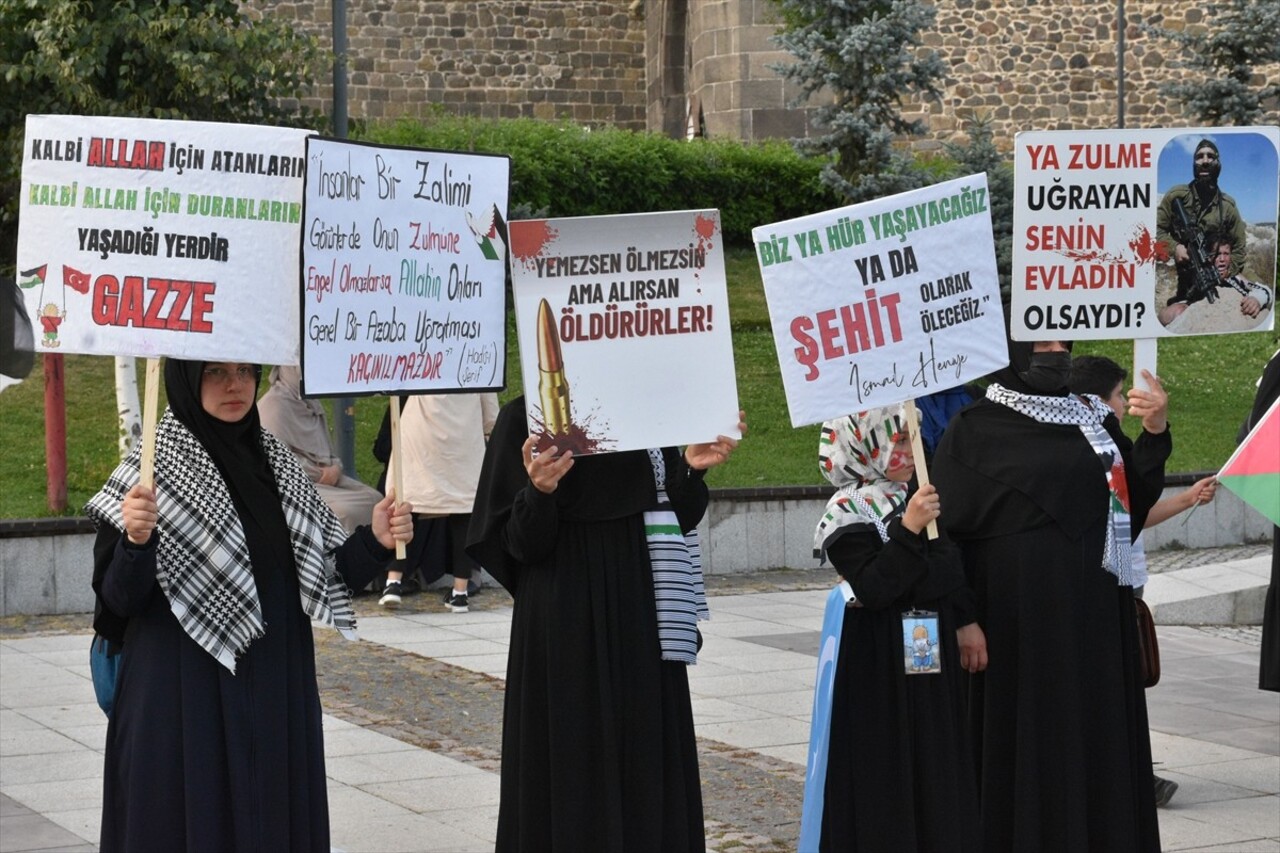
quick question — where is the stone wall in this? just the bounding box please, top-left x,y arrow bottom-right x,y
258,1 -> 1278,149
261,1 -> 648,127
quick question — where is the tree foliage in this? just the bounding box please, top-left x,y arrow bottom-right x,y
0,0 -> 327,273
769,0 -> 946,203
943,117 -> 1014,297
1143,0 -> 1280,126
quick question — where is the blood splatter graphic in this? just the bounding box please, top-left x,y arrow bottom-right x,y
1128,226 -> 1170,265
529,408 -> 614,456
1060,248 -> 1129,264
510,220 -> 560,269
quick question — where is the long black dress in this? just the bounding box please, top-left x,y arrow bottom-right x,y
468,397 -> 707,852
821,516 -> 980,853
932,396 -> 1169,853
1245,350 -> 1280,691
89,359 -> 388,853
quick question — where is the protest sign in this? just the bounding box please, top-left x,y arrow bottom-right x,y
17,114 -> 310,363
508,210 -> 740,455
754,174 -> 1006,428
299,137 -> 509,397
1012,127 -> 1279,340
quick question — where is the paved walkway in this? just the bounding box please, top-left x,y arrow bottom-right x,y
2,550 -> 1277,852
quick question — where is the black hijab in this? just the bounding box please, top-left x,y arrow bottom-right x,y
466,396 -> 663,593
164,358 -> 296,581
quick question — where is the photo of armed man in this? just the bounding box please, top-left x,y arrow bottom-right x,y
1155,134 -> 1278,334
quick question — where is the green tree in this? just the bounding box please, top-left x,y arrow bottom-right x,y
1143,0 -> 1280,126
0,0 -> 327,274
943,117 -> 1014,297
769,0 -> 946,203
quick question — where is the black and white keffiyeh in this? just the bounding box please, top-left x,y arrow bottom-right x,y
645,448 -> 709,664
85,409 -> 357,672
986,383 -> 1136,585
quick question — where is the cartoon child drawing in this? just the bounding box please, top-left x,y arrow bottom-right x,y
40,303 -> 65,348
911,624 -> 934,671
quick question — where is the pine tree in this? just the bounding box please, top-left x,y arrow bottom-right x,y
770,0 -> 946,203
1144,0 -> 1280,126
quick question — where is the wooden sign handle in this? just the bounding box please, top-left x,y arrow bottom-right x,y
903,399 -> 938,540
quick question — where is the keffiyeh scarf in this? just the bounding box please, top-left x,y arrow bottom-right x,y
814,407 -> 910,554
645,448 -> 709,664
85,410 -> 357,672
986,383 -> 1136,586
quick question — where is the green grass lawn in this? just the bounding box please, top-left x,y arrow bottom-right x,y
1,247 -> 1275,518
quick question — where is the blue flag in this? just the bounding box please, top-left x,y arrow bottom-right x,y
798,582 -> 854,852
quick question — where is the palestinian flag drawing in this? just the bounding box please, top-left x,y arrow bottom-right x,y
466,203 -> 507,261
19,265 -> 47,289
1218,396 -> 1280,527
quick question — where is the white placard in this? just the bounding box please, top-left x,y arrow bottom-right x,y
298,137 -> 509,397
509,210 -> 740,455
17,114 -> 310,362
1012,127 -> 1279,340
754,174 -> 1007,427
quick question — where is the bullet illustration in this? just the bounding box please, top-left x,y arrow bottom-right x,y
536,298 -> 572,436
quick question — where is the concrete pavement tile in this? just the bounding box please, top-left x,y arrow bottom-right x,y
1157,809 -> 1262,852
1153,771 -> 1268,806
55,725 -> 106,753
0,793 -> 32,817
359,771 -> 501,812
697,716 -> 810,750
700,620 -> 811,639
428,804 -> 500,844
720,689 -> 814,718
688,671 -> 811,698
0,730 -> 85,758
384,638 -> 509,659
2,636 -> 92,654
355,620 -> 465,642
1176,840 -> 1280,852
12,703 -> 105,731
1200,694 -> 1280,725
23,649 -> 90,668
433,653 -> 509,678
1174,757 -> 1280,795
0,752 -> 101,786
1181,793 -> 1280,842
1150,730 -> 1267,768
0,812 -> 91,852
438,620 -> 513,641
326,748 -> 488,786
752,743 -> 808,766
2,777 -> 102,813
326,780 -> 416,821
323,726 -> 421,758
1148,701 -> 1266,736
0,710 -> 43,732
334,811 -> 493,853
1191,726 -> 1280,757
732,631 -> 821,655
41,807 -> 100,847
0,684 -> 97,710
0,663 -> 88,690
690,696 -> 774,725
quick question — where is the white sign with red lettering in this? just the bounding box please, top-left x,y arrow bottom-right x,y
17,114 -> 310,362
754,174 -> 1007,427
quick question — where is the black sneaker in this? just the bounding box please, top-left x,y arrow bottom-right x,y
379,581 -> 403,607
444,591 -> 469,613
1153,774 -> 1178,807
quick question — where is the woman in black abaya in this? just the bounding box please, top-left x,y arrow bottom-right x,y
931,338 -> 1169,852
86,359 -> 412,852
468,396 -> 743,852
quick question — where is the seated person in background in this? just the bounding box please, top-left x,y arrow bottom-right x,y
1159,236 -> 1273,326
258,365 -> 382,533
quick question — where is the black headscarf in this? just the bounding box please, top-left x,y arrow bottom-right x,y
164,358 -> 296,581
466,396 -> 663,593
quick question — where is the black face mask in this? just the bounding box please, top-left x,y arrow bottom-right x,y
1019,350 -> 1072,394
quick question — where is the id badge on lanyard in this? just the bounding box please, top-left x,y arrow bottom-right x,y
902,610 -> 941,675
